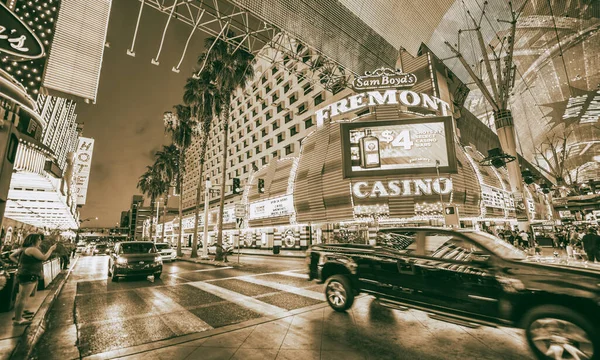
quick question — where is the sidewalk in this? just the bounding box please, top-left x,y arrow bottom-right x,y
0,256 -> 77,360
0,287 -> 50,360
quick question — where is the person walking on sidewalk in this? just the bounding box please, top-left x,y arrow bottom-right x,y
9,234 -> 57,325
582,227 -> 599,263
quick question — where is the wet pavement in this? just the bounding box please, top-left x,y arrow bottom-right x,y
32,254 -> 535,359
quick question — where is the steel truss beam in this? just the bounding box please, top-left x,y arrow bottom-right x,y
130,0 -> 354,92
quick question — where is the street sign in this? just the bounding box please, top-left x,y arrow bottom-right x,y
235,204 -> 246,218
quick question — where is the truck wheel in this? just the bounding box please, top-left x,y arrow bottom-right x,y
522,304 -> 598,360
325,274 -> 354,312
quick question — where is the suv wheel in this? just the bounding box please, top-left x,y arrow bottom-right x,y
325,275 -> 354,312
523,305 -> 597,360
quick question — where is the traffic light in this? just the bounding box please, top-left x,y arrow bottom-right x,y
232,178 -> 241,194
258,178 -> 265,194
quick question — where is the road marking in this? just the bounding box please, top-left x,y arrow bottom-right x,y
276,270 -> 309,279
237,276 -> 324,301
135,288 -> 213,334
204,270 -> 298,282
188,281 -> 287,315
188,266 -> 233,273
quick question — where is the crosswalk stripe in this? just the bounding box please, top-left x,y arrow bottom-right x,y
275,270 -> 309,279
236,275 -> 325,301
188,281 -> 288,315
135,288 -> 213,334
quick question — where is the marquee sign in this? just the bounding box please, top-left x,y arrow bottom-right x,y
73,137 -> 94,205
352,67 -> 417,91
0,2 -> 45,60
340,117 -> 457,177
249,195 -> 294,220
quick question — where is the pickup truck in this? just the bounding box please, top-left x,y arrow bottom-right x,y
307,227 -> 600,360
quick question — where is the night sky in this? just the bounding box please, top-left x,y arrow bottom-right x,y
76,1 -> 209,227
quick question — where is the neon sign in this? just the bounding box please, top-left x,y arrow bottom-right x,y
0,2 -> 44,60
352,67 -> 417,91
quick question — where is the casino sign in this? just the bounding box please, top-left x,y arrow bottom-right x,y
0,2 -> 45,60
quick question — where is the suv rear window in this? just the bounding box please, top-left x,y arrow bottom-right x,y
119,243 -> 156,254
155,244 -> 169,250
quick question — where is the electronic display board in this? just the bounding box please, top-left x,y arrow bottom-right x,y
340,117 -> 457,177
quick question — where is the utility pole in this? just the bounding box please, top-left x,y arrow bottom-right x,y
201,179 -> 211,260
444,1 -> 531,230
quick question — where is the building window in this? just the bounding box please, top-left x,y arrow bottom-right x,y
285,143 -> 295,155
272,92 -> 279,102
255,119 -> 261,128
284,83 -> 290,93
266,139 -> 272,148
238,155 -> 243,163
303,83 -> 312,95
261,76 -> 268,84
255,144 -> 262,153
246,150 -> 252,159
265,84 -> 271,94
262,128 -> 268,137
271,66 -> 278,75
290,124 -> 299,137
246,125 -> 252,134
277,103 -> 284,113
275,75 -> 283,84
243,165 -> 248,174
284,112 -> 292,123
297,102 -> 308,115
277,132 -> 285,143
289,93 -> 298,105
304,117 -> 314,129
314,93 -> 324,106
272,119 -> 280,131
261,102 -> 268,110
261,156 -> 268,165
272,150 -> 280,159
266,111 -> 272,121
243,139 -> 248,148
252,134 -> 257,143
252,108 -> 258,117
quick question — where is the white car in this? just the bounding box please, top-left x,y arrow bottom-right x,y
155,243 -> 177,261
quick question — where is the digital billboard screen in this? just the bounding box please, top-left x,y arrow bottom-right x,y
340,117 -> 457,177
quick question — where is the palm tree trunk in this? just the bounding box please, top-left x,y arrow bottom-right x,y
215,104 -> 230,261
150,196 -> 155,242
177,148 -> 184,257
161,192 -> 168,243
191,135 -> 209,258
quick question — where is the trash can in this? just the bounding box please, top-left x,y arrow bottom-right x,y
273,246 -> 281,255
0,270 -> 18,312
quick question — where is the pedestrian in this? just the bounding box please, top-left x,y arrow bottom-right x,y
567,230 -> 579,258
519,230 -> 530,248
9,234 -> 57,325
581,228 -> 599,263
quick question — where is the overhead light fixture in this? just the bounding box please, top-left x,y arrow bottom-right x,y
479,148 -> 516,169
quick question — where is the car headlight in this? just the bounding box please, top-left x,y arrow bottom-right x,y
154,256 -> 162,264
116,257 -> 127,265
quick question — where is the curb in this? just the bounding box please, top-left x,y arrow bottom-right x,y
236,251 -> 305,259
177,257 -> 235,267
10,256 -> 79,360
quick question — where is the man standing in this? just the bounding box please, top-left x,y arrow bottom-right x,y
581,228 -> 599,262
519,230 -> 530,248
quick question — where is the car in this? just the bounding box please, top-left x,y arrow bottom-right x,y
155,243 -> 176,262
93,243 -> 109,256
108,241 -> 162,282
307,227 -> 600,360
76,242 -> 86,253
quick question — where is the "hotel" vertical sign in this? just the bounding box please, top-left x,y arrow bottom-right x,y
73,137 -> 94,205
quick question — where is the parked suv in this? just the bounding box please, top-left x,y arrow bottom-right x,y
307,228 -> 600,360
108,242 -> 162,281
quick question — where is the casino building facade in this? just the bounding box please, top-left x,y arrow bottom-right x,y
162,45 -> 553,251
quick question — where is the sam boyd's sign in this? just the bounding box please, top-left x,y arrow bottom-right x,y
352,68 -> 417,91
249,195 -> 294,220
352,178 -> 453,199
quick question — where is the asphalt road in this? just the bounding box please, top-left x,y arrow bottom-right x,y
32,254 -> 535,359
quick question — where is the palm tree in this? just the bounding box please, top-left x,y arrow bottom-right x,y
163,105 -> 198,257
199,33 -> 255,261
137,165 -> 168,241
154,145 -> 179,244
183,71 -> 219,258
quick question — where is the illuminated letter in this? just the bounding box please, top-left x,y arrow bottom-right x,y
437,98 -> 451,116
352,182 -> 369,198
329,98 -> 351,117
347,93 -> 366,111
388,180 -> 401,196
315,106 -> 331,127
402,180 -> 412,196
413,179 -> 432,195
367,90 -> 398,106
370,181 -> 388,198
399,90 -> 420,106
79,142 -> 92,151
433,178 -> 453,194
421,93 -> 439,111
